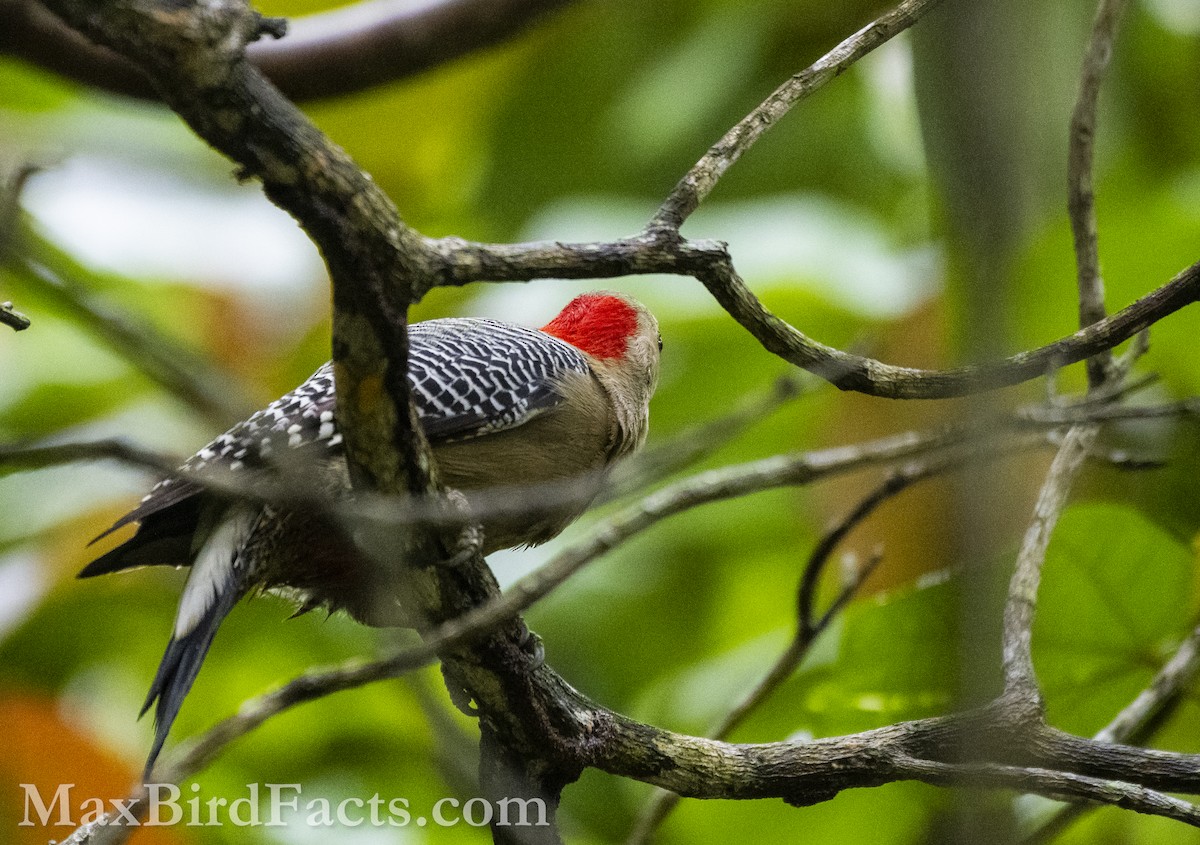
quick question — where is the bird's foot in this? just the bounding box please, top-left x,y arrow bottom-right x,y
515,620 -> 545,671
441,490 -> 483,567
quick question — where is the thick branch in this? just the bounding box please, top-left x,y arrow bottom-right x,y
63,654 -> 1200,845
539,681 -> 1200,820
1,0 -> 576,101
37,0 -> 439,499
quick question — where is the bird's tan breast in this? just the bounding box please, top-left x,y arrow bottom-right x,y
433,370 -> 616,551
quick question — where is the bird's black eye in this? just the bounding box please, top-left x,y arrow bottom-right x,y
657,334 -> 663,351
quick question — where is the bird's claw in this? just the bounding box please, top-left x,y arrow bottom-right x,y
516,621 -> 545,671
441,490 -> 483,567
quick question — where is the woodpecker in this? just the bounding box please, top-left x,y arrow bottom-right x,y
80,291 -> 661,777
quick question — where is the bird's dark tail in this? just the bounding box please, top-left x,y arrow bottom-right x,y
141,587 -> 240,780
140,507 -> 255,780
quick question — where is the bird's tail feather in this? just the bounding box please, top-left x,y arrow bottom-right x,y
141,583 -> 240,780
140,506 -> 255,780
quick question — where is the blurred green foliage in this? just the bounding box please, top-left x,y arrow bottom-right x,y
2,0 -> 1200,843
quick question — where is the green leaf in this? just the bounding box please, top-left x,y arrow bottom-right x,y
1034,502 -> 1197,736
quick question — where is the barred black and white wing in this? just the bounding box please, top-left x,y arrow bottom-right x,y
408,318 -> 590,441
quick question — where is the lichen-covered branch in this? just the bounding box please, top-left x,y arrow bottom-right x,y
56,661 -> 1200,845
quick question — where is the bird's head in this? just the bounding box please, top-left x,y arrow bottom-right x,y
542,291 -> 661,453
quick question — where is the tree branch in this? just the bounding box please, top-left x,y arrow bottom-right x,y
0,438 -> 180,476
693,256 -> 1200,398
1001,424 -> 1098,703
1068,0 -> 1128,386
61,660 -> 1200,845
0,299 -> 30,330
34,0 -> 1200,840
894,755 -> 1200,827
648,0 -> 947,231
0,0 -> 577,102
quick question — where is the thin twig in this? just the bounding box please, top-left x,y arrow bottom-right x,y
0,438 -> 180,476
648,0 -> 946,231
798,463 -> 934,637
1068,0 -> 1129,387
604,374 -> 812,500
1001,425 -> 1098,701
1023,620 -> 1200,844
1095,627 -> 1200,745
895,755 -> 1200,828
159,649 -> 438,782
5,224 -> 254,425
58,649 -> 440,845
0,299 -> 29,330
626,550 -> 890,844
